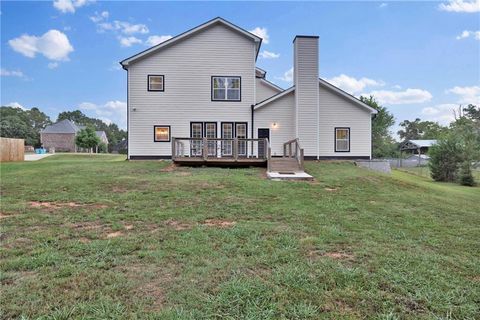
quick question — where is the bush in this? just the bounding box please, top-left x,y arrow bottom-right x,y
459,162 -> 476,186
428,136 -> 463,182
98,142 -> 108,153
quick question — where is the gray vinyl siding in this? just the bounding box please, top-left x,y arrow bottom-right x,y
254,92 -> 295,156
294,37 -> 319,157
128,24 -> 256,156
255,78 -> 282,103
318,84 -> 372,157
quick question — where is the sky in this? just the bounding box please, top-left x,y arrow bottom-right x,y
1,0 -> 479,135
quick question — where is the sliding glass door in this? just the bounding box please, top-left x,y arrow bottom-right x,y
236,123 -> 247,156
190,122 -> 203,156
221,122 -> 233,156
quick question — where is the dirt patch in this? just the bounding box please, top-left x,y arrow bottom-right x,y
111,186 -> 128,193
202,219 -> 236,228
0,212 -> 18,219
71,221 -> 104,231
324,187 -> 338,192
79,237 -> 91,243
29,201 -> 108,211
174,171 -> 192,177
322,252 -> 354,259
160,163 -> 177,172
164,219 -> 193,231
117,264 -> 174,311
106,231 -> 123,238
125,224 -> 134,230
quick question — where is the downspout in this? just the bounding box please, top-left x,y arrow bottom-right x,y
251,104 -> 255,155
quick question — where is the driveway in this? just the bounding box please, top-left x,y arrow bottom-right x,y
24,154 -> 54,161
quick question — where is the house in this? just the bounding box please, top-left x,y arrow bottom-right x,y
120,17 -> 377,167
400,139 -> 437,155
40,119 -> 108,152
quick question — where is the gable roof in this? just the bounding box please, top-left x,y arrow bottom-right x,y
318,78 -> 377,114
401,139 -> 437,150
254,79 -> 378,114
41,119 -> 80,134
120,17 -> 262,68
254,86 -> 295,110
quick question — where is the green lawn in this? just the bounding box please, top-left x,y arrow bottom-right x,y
1,155 -> 479,319
397,166 -> 480,181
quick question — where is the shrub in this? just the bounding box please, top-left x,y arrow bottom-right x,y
459,162 -> 476,186
98,142 -> 108,153
428,136 -> 462,182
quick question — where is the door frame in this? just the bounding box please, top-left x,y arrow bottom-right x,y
257,128 -> 270,158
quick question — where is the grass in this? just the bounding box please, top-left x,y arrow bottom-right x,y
1,154 -> 479,319
397,165 -> 480,181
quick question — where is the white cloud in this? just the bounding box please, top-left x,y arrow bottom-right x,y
456,30 -> 480,40
53,0 -> 94,14
275,67 -> 293,82
249,27 -> 269,44
48,62 -> 59,69
5,102 -> 27,110
421,104 -> 457,124
326,74 -> 384,94
78,100 -> 127,128
361,88 -> 433,104
439,0 -> 480,12
379,3 -> 388,8
119,36 -> 142,47
8,30 -> 74,61
259,50 -> 280,59
392,84 -> 402,89
146,35 -> 172,46
96,20 -> 149,35
90,11 -> 109,23
446,85 -> 480,104
1,68 -> 25,78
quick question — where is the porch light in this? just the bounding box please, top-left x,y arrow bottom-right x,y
272,122 -> 278,128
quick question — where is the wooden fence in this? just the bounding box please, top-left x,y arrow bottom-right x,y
0,137 -> 25,162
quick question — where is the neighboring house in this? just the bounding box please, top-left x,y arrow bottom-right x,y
120,17 -> 377,162
400,139 -> 437,155
40,119 -> 108,152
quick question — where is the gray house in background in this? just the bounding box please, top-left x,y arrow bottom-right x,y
40,119 -> 108,152
120,17 -> 377,163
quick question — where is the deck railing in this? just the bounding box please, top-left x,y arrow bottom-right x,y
283,138 -> 304,171
172,137 -> 270,161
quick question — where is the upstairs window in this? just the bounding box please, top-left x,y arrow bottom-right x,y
148,75 -> 164,92
335,128 -> 350,152
212,76 -> 241,101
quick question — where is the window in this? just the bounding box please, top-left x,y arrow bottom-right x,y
212,76 -> 241,101
148,75 -> 164,91
335,128 -> 350,152
154,125 -> 170,142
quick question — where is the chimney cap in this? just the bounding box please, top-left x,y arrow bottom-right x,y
293,35 -> 319,43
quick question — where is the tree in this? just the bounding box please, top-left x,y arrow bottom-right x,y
359,96 -> 397,158
459,161 -> 475,186
75,126 -> 101,152
398,118 -> 448,140
0,106 -> 51,146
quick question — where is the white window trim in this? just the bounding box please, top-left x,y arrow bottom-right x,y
335,127 -> 350,152
212,76 -> 241,101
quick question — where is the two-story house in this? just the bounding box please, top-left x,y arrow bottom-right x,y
120,17 -> 377,166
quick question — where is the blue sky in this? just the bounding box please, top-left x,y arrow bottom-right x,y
1,1 -> 479,135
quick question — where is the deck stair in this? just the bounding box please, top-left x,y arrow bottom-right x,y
267,139 -> 313,181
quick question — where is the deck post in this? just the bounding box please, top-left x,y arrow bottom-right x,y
267,147 -> 271,171
233,138 -> 238,161
203,137 -> 208,160
300,148 -> 304,171
172,137 -> 176,160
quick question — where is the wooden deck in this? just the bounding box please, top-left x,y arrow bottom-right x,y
172,137 -> 269,166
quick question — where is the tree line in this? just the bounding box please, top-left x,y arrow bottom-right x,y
0,106 -> 127,152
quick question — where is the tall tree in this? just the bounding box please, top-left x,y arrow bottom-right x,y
360,96 -> 397,157
398,118 -> 448,140
0,106 -> 51,146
